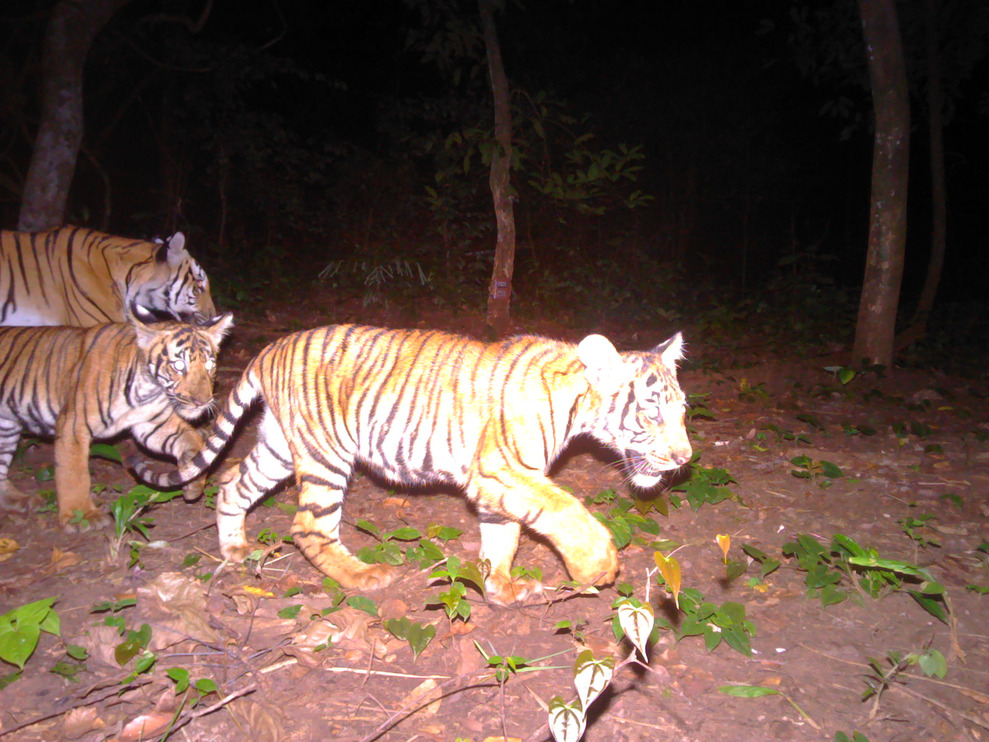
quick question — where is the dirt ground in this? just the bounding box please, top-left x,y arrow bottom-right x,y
1,298 -> 988,742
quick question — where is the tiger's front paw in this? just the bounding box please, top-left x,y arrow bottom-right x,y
564,535 -> 620,588
60,507 -> 112,533
220,539 -> 255,564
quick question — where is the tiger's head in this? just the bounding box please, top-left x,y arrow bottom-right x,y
128,233 -> 217,323
577,332 -> 692,490
132,312 -> 234,421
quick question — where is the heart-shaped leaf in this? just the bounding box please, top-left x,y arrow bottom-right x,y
548,696 -> 585,742
573,649 -> 614,709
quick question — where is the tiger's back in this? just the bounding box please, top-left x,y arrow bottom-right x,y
0,313 -> 233,529
134,324 -> 692,604
0,226 -> 216,326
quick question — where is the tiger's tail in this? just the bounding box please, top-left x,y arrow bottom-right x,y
128,368 -> 263,490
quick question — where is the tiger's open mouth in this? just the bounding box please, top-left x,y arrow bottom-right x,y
624,450 -> 690,490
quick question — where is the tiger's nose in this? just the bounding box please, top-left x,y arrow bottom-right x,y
672,447 -> 693,466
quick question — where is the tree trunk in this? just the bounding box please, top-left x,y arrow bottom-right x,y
18,0 -> 131,232
851,0 -> 910,368
897,0 -> 946,349
478,0 -> 516,338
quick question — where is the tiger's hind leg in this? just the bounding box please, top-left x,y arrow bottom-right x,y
291,455 -> 397,591
0,419 -> 32,513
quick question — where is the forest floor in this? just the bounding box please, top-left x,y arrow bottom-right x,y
1,295 -> 988,742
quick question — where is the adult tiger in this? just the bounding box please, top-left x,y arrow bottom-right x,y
0,311 -> 233,529
0,225 -> 216,327
131,324 -> 693,605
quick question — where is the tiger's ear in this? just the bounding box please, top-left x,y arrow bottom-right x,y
577,334 -> 624,389
129,312 -> 161,351
203,312 -> 235,345
153,232 -> 188,266
653,332 -> 684,367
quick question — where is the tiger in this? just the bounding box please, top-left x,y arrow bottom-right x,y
0,311 -> 233,530
130,324 -> 692,605
0,226 -> 216,327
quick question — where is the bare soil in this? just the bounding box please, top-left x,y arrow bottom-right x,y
1,299 -> 988,742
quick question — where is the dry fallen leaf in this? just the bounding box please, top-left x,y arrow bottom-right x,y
116,711 -> 173,741
43,545 -> 81,575
61,707 -> 105,740
400,678 -> 443,716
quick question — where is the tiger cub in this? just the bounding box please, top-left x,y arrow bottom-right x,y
0,312 -> 233,530
0,226 -> 216,327
131,325 -> 692,604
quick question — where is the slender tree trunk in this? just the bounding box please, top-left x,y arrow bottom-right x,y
898,0 -> 946,349
478,0 -> 516,338
18,0 -> 131,232
852,0 -> 910,368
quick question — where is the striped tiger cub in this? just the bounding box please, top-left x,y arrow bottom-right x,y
0,312 -> 233,530
0,226 -> 216,327
131,325 -> 692,604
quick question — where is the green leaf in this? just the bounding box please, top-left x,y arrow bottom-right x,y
89,442 -> 122,462
405,621 -> 436,660
277,604 -> 302,619
194,677 -> 218,694
907,591 -> 948,623
573,650 -> 614,709
0,624 -> 41,670
915,649 -> 947,679
384,526 -> 423,542
65,644 -> 88,662
346,595 -> 378,617
718,684 -> 779,698
167,667 -> 191,693
548,696 -> 586,742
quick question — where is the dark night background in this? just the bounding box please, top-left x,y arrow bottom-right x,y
2,0 -> 987,351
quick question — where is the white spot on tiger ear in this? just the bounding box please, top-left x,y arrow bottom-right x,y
165,232 -> 188,265
577,334 -> 622,388
655,332 -> 685,367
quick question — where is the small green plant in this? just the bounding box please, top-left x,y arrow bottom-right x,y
789,455 -> 843,488
761,423 -> 811,445
841,422 -> 878,436
861,648 -> 947,718
737,379 -> 769,403
109,484 -> 181,565
356,519 -> 449,569
835,733 -> 871,742
50,643 -> 89,682
782,533 -> 948,620
659,588 -> 756,656
588,489 -> 661,548
668,461 -> 738,511
0,597 -> 60,673
166,667 -> 219,706
426,555 -> 485,621
685,392 -> 716,422
899,514 -> 940,550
